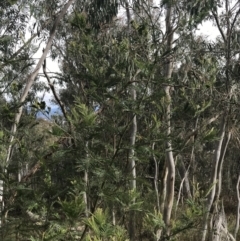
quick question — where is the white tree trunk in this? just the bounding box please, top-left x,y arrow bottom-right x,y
160,162 -> 168,214
201,116 -> 226,241
152,142 -> 160,212
178,158 -> 192,200
162,5 -> 175,237
129,82 -> 137,192
128,82 -> 137,240
83,141 -> 89,217
175,159 -> 191,216
211,202 -> 235,241
216,131 -> 231,201
125,1 -> 137,239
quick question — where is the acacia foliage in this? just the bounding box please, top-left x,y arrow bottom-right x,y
1,0 -> 240,241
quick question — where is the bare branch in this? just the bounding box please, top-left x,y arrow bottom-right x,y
42,58 -> 68,122
211,10 -> 226,43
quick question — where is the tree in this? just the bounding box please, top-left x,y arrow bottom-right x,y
2,0 -> 240,240
0,0 -> 76,231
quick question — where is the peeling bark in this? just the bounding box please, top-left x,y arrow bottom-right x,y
211,202 -> 235,241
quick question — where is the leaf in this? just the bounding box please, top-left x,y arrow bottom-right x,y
195,101 -> 211,116
72,102 -> 97,127
203,127 -> 217,142
51,126 -> 64,136
203,181 -> 218,198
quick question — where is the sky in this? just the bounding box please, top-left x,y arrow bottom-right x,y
197,22 -> 220,40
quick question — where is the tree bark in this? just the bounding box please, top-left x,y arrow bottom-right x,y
175,159 -> 191,217
201,116 -> 227,241
162,4 -> 175,237
160,162 -> 168,214
211,202 -> 235,241
216,131 -> 232,201
178,158 -> 192,200
83,141 -> 89,217
152,142 -> 160,212
125,1 -> 137,240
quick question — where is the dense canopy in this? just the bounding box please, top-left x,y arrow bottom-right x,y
0,0 -> 240,241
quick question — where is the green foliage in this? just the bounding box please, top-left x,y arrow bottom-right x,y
84,208 -> 128,241
71,102 -> 97,128
203,127 -> 218,142
186,0 -> 216,27
143,210 -> 165,235
58,194 -> 85,221
70,12 -> 87,30
50,126 -> 65,137
115,190 -> 143,212
1,1 -> 240,241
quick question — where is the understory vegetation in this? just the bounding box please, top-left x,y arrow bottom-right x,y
0,0 -> 240,240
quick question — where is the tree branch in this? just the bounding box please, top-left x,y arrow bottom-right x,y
211,10 -> 226,43
6,0 -> 76,166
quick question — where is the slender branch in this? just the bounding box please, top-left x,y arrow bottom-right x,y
175,162 -> 191,215
229,10 -> 240,39
42,58 -> 68,122
183,114 -> 219,148
211,10 -> 226,43
152,142 -> 160,212
216,130 -> 232,201
5,0 -> 76,166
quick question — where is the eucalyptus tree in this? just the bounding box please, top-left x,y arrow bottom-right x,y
51,2 -> 169,240
4,0 -> 240,240
161,0 -> 240,239
0,0 -> 32,229
51,0 -> 220,240
0,0 -> 76,233
199,1 -> 240,240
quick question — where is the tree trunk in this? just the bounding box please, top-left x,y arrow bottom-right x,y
128,98 -> 137,240
175,159 -> 191,218
201,116 -> 227,241
152,142 -> 160,212
211,202 -> 235,241
160,162 -> 168,214
83,141 -> 89,217
216,131 -> 232,201
162,4 -> 175,237
125,1 -> 137,240
178,158 -> 192,200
